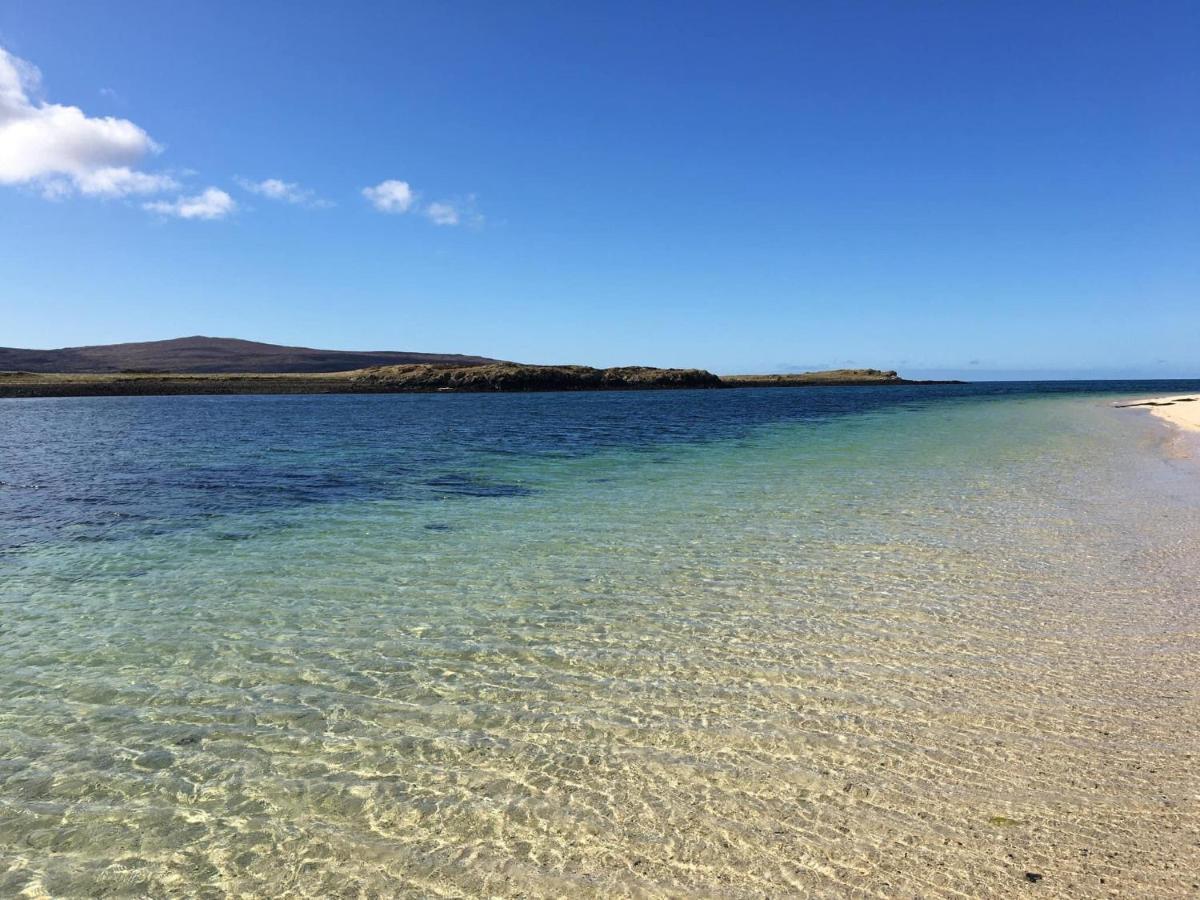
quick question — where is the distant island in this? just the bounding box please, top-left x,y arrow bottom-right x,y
0,337 -> 959,397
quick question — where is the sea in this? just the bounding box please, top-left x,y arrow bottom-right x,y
2,382 -> 1199,897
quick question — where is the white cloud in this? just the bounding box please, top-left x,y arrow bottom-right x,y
144,187 -> 236,220
362,180 -> 484,226
237,176 -> 328,207
75,166 -> 178,197
425,195 -> 484,228
0,46 -> 175,199
0,45 -> 481,227
362,179 -> 415,213
425,201 -> 459,226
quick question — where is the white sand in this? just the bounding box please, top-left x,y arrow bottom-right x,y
1116,394 -> 1200,432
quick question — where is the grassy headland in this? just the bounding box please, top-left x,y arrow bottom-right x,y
0,364 -> 955,398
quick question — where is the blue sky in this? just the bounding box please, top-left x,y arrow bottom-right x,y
1,1 -> 1196,377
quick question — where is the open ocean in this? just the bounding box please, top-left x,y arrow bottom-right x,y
2,382 -> 1199,897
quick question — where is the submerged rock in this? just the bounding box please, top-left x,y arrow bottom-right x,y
133,750 -> 174,771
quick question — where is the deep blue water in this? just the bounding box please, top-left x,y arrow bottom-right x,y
2,380 -> 1198,553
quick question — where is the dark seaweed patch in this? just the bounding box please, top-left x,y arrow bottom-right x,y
424,473 -> 535,498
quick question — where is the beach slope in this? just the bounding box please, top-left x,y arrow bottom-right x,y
1116,395 -> 1200,432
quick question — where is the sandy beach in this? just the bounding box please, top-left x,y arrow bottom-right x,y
1117,394 -> 1200,432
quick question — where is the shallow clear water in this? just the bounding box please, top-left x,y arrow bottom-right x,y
2,384 -> 1200,897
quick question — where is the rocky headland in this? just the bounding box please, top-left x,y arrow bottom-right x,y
0,363 -> 956,398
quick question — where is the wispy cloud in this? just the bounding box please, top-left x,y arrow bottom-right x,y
144,187 -> 236,220
0,45 -> 176,199
236,176 -> 329,208
363,179 -> 483,226
74,167 -> 178,197
425,201 -> 459,226
362,179 -> 415,213
424,194 -> 483,227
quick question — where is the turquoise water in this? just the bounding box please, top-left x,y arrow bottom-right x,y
2,385 -> 1200,897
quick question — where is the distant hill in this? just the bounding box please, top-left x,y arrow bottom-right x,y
0,336 -> 500,374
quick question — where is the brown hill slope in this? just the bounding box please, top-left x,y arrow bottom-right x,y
0,336 -> 499,373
